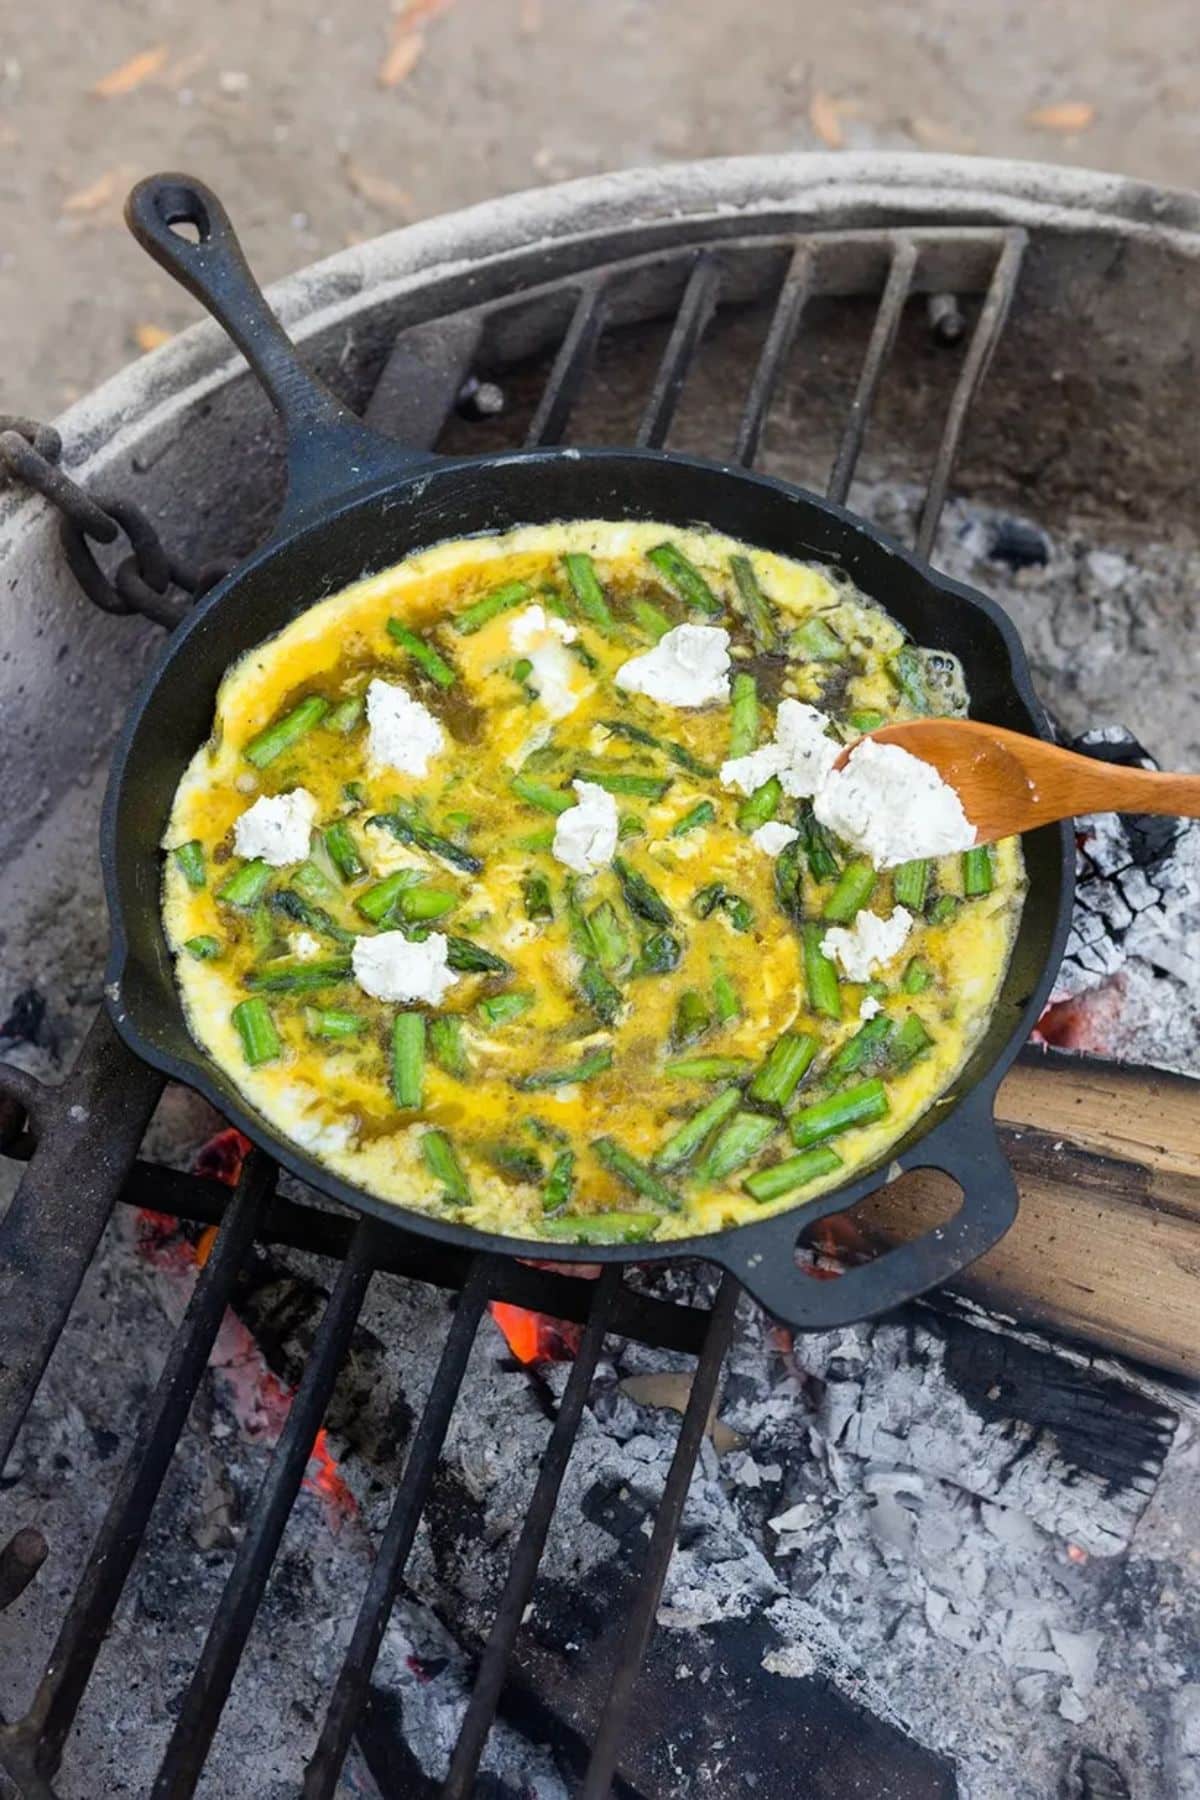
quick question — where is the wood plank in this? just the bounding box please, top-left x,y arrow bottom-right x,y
849,1054 -> 1200,1377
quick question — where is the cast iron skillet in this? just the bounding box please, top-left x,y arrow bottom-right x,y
103,172 -> 1074,1330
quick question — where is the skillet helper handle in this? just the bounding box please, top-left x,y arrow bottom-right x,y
125,173 -> 427,525
714,1090 -> 1017,1331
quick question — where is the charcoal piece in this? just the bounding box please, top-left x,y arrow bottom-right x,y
988,516 -> 1049,569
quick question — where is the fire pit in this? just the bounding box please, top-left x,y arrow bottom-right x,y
1,155 -> 1199,1798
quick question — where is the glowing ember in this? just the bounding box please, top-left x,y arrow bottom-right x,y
488,1300 -> 580,1364
195,1125 -> 252,1186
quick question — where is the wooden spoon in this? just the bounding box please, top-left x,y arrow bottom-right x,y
859,719 -> 1200,844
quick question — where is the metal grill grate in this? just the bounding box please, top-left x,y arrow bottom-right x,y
0,220 -> 1025,1797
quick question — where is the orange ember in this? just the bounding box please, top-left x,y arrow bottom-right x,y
305,1427 -> 358,1523
195,1126 -> 253,1187
489,1301 -> 581,1364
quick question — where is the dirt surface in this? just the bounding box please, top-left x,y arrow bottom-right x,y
2,0 -> 1199,421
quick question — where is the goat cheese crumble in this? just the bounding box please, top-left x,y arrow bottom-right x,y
508,605 -> 585,720
721,700 -> 840,799
859,995 -> 883,1021
351,930 -> 458,1004
614,624 -> 731,708
232,788 -> 318,867
552,779 -> 620,874
814,739 -> 975,869
366,677 -> 445,777
750,821 -> 800,858
821,907 -> 914,984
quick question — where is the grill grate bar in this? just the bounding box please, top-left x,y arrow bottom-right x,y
915,228 -> 1027,560
302,1256 -> 497,1799
441,1264 -> 623,1799
525,282 -> 609,448
580,1272 -> 741,1799
733,243 -> 813,468
635,253 -> 721,449
826,237 -> 919,508
152,1224 -> 377,1800
20,1154 -> 275,1772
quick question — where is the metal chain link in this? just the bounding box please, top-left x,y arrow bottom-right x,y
0,415 -> 232,629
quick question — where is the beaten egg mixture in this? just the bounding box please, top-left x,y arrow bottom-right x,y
162,521 -> 1025,1244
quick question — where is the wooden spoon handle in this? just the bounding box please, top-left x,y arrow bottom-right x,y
1055,758 -> 1200,821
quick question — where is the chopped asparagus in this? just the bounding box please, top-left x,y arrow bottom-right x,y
692,883 -> 753,933
232,997 -> 281,1066
823,860 -> 877,923
797,800 -> 840,882
670,799 -> 716,838
422,1128 -> 470,1201
743,1145 -> 843,1203
183,934 -> 222,960
737,775 -> 782,832
826,1015 -> 894,1080
396,885 -> 458,923
598,718 -> 715,778
391,1012 -> 425,1108
747,1032 -> 818,1106
323,821 -> 366,882
293,859 -> 341,905
729,553 -> 779,651
303,1006 -> 364,1040
386,618 -> 456,688
927,893 -> 960,925
655,1086 -> 741,1171
543,1148 -> 576,1212
173,840 -> 206,889
848,709 -> 886,734
270,888 -> 355,945
217,859 -> 273,908
711,956 -> 740,1024
612,856 -> 672,927
562,553 -> 616,631
522,870 -> 554,920
454,578 -> 532,635
479,991 -> 534,1026
444,936 -> 512,976
671,988 -> 712,1048
510,774 -> 573,815
578,957 -> 623,1025
244,695 -> 329,768
773,837 -> 805,922
791,1077 -> 888,1147
429,1014 -> 467,1076
572,767 -> 672,800
889,1013 -> 934,1069
962,845 -> 994,897
369,810 -> 483,874
630,598 -> 672,641
249,904 -> 277,960
539,1211 -> 660,1244
647,542 -> 722,615
729,672 -> 759,758
327,696 -> 363,735
665,1054 -> 753,1080
889,643 -> 929,712
516,827 -> 555,853
592,1136 -> 678,1209
489,1142 -> 543,1184
791,615 -> 845,661
901,956 -> 933,994
519,1047 -> 614,1090
892,858 -> 931,911
356,868 -> 425,924
587,900 -> 629,972
696,1110 -> 778,1182
802,923 -> 842,1020
630,930 -> 683,976
247,956 -> 352,993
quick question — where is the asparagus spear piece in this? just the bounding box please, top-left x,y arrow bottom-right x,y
692,883 -> 754,932
695,1110 -> 778,1182
519,1047 -> 614,1090
489,1142 -> 544,1184
510,774 -> 573,815
790,1077 -> 888,1147
428,1014 -> 468,1076
889,1013 -> 934,1069
848,709 -> 886,734
743,1145 -> 843,1203
270,888 -> 356,945
728,672 -> 759,758
747,1031 -> 818,1106
293,859 -> 341,905
592,1136 -> 678,1209
823,860 -> 877,923
356,868 -> 425,924
173,840 -> 206,889
889,643 -> 929,713
444,936 -> 512,977
729,553 -> 779,651
665,1055 -> 754,1080
522,870 -> 554,920
422,1128 -> 470,1201
773,837 -> 805,922
892,858 -> 931,911
217,859 -> 273,908
598,718 -> 715,778
386,618 -> 456,688
629,930 -> 684,976
396,885 -> 458,923
927,894 -> 960,925
962,846 -> 994,897
802,923 -> 842,1019
630,598 -> 672,642
737,775 -> 782,832
901,956 -> 933,994
244,695 -> 329,768
326,695 -> 363,735
183,934 -> 222,960
587,900 -> 629,972
247,956 -> 353,993
454,578 -> 532,635
249,905 -> 277,960
323,821 -> 366,882
369,810 -> 483,874
578,958 -> 623,1025
516,827 -> 555,853
670,799 -> 716,838
826,1015 -> 894,1080
670,988 -> 711,1048
797,801 -> 840,882
612,856 -> 672,927
711,956 -> 740,1024
539,1211 -> 660,1244
303,1006 -> 364,1040
392,1012 -> 425,1108
655,1086 -> 741,1171
232,997 -> 281,1066
647,542 -> 722,615
790,616 -> 845,661
478,991 -> 534,1026
572,767 -> 672,800
562,553 -> 616,631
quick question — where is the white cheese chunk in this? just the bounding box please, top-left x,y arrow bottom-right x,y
351,930 -> 458,1004
291,931 -> 324,961
750,821 -> 800,858
232,788 -> 318,867
821,907 -> 914,984
366,677 -> 445,777
508,605 -> 585,721
859,995 -> 883,1021
552,779 -> 620,874
720,700 -> 839,799
813,739 -> 975,869
614,624 -> 731,708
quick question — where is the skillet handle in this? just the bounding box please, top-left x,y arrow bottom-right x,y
125,172 -> 430,528
710,1089 -> 1017,1331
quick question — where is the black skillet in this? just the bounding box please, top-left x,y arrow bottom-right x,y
103,172 -> 1074,1331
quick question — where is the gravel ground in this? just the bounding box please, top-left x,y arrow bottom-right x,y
1,0 -> 1199,421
